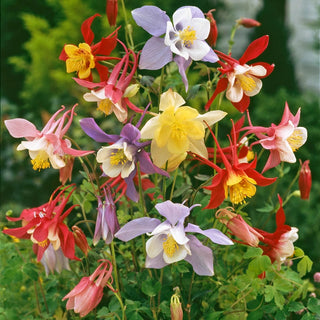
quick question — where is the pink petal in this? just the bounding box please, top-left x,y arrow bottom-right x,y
5,119 -> 39,138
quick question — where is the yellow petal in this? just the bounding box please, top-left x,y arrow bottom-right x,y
159,89 -> 185,111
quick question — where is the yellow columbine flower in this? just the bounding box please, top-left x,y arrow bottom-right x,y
140,89 -> 227,170
64,43 -> 95,79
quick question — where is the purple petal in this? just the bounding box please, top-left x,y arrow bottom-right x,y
115,217 -> 161,241
201,47 -> 219,63
184,235 -> 214,276
137,150 -> 169,177
132,6 -> 169,37
174,56 -> 192,91
124,171 -> 139,202
120,123 -> 141,142
80,118 -> 119,143
140,37 -> 172,70
145,252 -> 169,269
180,6 -> 205,18
185,223 -> 234,245
155,201 -> 190,225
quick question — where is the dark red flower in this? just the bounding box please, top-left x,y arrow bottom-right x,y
299,160 -> 312,200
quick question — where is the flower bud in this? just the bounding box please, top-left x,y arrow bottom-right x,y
123,84 -> 140,98
170,289 -> 183,320
205,9 -> 218,47
106,0 -> 118,27
236,18 -> 261,28
299,160 -> 312,200
59,155 -> 75,185
72,226 -> 90,256
314,272 -> 320,283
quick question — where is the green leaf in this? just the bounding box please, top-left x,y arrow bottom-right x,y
287,301 -> 305,312
247,255 -> 271,276
297,255 -> 313,277
294,247 -> 305,257
22,263 -> 38,281
273,290 -> 285,310
265,285 -> 274,303
274,278 -> 294,293
243,247 -> 263,259
307,297 -> 320,314
141,278 -> 161,297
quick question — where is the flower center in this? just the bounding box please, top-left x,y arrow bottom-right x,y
110,149 -> 128,166
237,74 -> 256,92
98,98 -> 113,115
228,177 -> 257,204
163,235 -> 179,257
31,151 -> 50,171
287,129 -> 305,152
37,239 -> 49,247
179,26 -> 196,48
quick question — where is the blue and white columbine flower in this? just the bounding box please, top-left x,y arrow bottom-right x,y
115,200 -> 233,276
132,5 -> 218,90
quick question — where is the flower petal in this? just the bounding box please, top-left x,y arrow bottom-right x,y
5,119 -> 39,138
132,6 -> 169,37
155,201 -> 190,225
146,234 -> 166,258
115,217 -> 161,241
139,37 -> 172,70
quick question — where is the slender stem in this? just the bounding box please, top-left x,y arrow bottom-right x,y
157,269 -> 164,314
137,163 -> 148,217
120,0 -> 134,49
33,281 -> 41,315
38,278 -> 49,314
159,67 -> 165,98
169,169 -> 178,201
113,289 -> 127,320
110,242 -> 121,293
187,271 -> 195,320
228,23 -> 240,55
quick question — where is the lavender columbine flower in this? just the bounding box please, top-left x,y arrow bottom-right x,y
80,118 -> 169,202
94,186 -> 120,245
115,200 -> 233,276
132,5 -> 218,90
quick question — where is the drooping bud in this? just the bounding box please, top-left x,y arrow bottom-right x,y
106,0 -> 118,27
205,9 -> 218,47
236,18 -> 261,28
72,226 -> 90,256
59,155 -> 75,185
299,160 -> 312,200
314,272 -> 320,283
170,287 -> 183,320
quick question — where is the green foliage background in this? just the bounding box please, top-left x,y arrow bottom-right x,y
1,0 -> 319,319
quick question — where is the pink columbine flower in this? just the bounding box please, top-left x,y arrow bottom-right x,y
63,259 -> 115,317
245,102 -> 308,172
74,45 -> 142,123
205,35 -> 274,112
4,104 -> 93,172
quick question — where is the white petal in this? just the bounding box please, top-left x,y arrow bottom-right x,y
172,8 -> 192,29
277,141 -> 296,163
49,154 -> 65,169
101,161 -> 123,177
164,22 -> 177,47
163,244 -> 188,264
19,137 -> 48,151
170,226 -> 189,245
188,138 -> 208,158
146,234 -> 166,258
249,65 -> 267,77
226,82 -> 243,103
190,18 -> 210,40
140,116 -> 160,139
150,141 -> 171,168
149,221 -> 171,236
121,161 -> 135,178
185,40 -> 210,61
96,146 -> 115,163
159,90 -> 185,111
243,76 -> 262,97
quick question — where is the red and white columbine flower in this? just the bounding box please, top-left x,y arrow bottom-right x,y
245,102 -> 308,172
5,105 -> 93,172
3,185 -> 79,261
205,35 -> 274,112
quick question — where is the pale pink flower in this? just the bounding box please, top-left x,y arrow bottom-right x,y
63,260 -> 115,317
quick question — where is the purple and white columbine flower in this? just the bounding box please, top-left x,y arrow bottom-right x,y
132,5 -> 218,91
115,200 -> 233,276
94,186 -> 120,245
80,118 -> 169,202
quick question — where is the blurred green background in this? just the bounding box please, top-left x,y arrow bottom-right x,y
1,0 -> 319,293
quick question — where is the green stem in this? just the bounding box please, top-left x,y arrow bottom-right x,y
187,271 -> 195,320
169,169 -> 178,201
228,23 -> 240,55
110,242 -> 121,293
113,289 -> 127,320
137,163 -> 148,217
120,0 -> 134,49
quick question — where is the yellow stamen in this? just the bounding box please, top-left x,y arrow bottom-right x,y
287,129 -> 304,152
31,151 -> 50,171
246,150 -> 255,162
179,26 -> 196,47
228,176 -> 257,204
237,74 -> 256,92
163,235 -> 179,257
97,98 -> 113,115
110,149 -> 128,166
37,239 -> 49,247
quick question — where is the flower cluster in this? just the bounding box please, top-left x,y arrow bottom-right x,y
3,2 -> 314,319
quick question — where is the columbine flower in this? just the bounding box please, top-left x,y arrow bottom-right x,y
170,288 -> 183,320
205,35 -> 274,112
299,160 -> 312,200
72,226 -> 90,256
140,89 -> 227,170
254,196 -> 298,267
80,118 -> 169,202
216,207 -> 263,247
63,259 -> 115,317
236,18 -> 261,28
245,102 -> 308,172
74,46 -> 141,123
106,0 -> 118,27
3,185 -> 79,261
132,5 -> 218,90
191,122 -> 276,208
59,14 -> 118,81
116,200 -> 233,276
93,186 -> 120,245
38,244 -> 71,276
4,104 -> 93,172
205,9 -> 218,47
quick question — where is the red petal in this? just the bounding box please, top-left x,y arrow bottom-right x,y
106,0 -> 118,27
251,62 -> 275,78
232,94 -> 250,113
239,35 -> 269,65
81,14 -> 101,45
